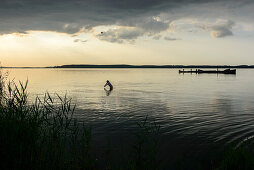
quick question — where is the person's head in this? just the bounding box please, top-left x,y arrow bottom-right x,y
106,80 -> 109,83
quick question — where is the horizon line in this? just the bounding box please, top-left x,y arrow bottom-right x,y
2,64 -> 254,69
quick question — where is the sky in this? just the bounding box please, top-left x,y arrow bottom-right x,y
0,0 -> 254,67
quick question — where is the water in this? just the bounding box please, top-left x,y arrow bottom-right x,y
4,68 -> 254,168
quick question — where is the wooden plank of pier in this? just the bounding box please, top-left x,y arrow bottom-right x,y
179,69 -> 236,74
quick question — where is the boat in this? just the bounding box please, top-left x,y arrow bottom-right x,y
179,69 -> 236,74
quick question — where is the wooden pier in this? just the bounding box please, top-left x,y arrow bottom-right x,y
179,69 -> 236,74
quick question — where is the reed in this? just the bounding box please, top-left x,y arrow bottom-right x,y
0,76 -> 162,169
216,145 -> 254,170
0,79 -> 96,169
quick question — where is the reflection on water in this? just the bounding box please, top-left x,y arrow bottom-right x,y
104,88 -> 112,96
4,68 -> 254,169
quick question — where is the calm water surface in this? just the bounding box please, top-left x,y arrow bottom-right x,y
5,68 -> 254,169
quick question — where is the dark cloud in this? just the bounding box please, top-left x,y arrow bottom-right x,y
137,18 -> 169,33
164,36 -> 177,41
210,20 -> 235,38
97,27 -> 144,43
74,39 -> 87,43
0,0 -> 253,42
153,35 -> 162,40
199,20 -> 235,38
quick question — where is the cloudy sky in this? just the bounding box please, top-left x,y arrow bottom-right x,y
0,0 -> 254,66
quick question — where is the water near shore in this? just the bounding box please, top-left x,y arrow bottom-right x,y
4,68 -> 254,168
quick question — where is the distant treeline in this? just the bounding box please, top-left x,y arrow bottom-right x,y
51,64 -> 254,69
2,64 -> 254,69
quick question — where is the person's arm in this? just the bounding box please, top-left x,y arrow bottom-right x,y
104,82 -> 108,87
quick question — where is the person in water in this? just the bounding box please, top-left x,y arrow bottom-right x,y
104,80 -> 113,91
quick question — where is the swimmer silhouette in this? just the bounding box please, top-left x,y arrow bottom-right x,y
104,80 -> 113,91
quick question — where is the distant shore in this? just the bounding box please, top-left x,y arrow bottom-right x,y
2,64 -> 254,69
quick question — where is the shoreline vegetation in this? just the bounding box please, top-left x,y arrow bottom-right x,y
0,70 -> 253,169
2,64 -> 254,69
